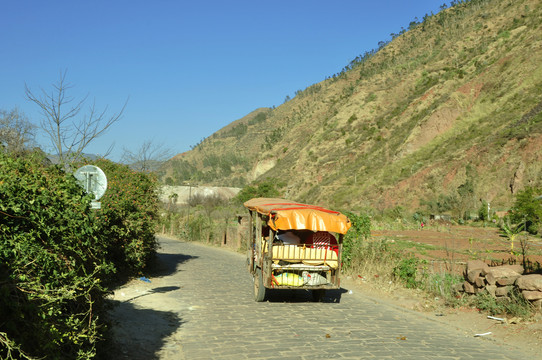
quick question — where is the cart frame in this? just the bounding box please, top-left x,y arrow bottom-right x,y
244,198 -> 351,302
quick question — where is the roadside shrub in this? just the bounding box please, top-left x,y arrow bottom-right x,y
0,152 -> 160,359
86,159 -> 159,275
393,257 -> 421,288
0,151 -> 113,359
342,211 -> 371,269
422,272 -> 465,306
474,288 -> 533,318
346,239 -> 402,280
180,212 -> 212,242
159,207 -> 184,236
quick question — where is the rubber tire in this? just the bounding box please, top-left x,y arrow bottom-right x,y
254,268 -> 266,302
312,289 -> 326,302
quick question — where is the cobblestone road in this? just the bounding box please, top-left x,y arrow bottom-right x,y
110,237 -> 532,359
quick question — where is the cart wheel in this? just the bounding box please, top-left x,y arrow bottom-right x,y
312,289 -> 325,302
254,268 -> 266,302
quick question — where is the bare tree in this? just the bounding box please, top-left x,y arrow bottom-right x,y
121,140 -> 173,172
0,108 -> 36,154
25,70 -> 127,165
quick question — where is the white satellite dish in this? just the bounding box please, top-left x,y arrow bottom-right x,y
74,165 -> 107,209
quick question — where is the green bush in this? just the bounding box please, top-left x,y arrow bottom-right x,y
0,152 -> 160,359
508,186 -> 542,234
393,257 -> 421,288
478,200 -> 489,221
342,212 -> 371,269
0,151 -> 113,359
181,212 -> 212,242
87,159 -> 159,275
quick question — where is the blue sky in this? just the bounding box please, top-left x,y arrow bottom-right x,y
1,0 -> 448,162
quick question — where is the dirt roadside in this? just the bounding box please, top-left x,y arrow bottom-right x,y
357,224 -> 542,358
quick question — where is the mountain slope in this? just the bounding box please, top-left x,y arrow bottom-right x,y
163,0 -> 542,215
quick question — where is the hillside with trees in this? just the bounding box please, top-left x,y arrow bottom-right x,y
162,0 -> 542,217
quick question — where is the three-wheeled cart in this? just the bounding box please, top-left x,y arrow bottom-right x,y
244,198 -> 351,302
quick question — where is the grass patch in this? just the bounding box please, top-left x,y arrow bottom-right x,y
421,271 -> 466,307
345,239 -> 403,282
473,288 -> 534,318
390,237 -> 437,255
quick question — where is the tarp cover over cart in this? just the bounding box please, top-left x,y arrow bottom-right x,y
244,198 -> 351,302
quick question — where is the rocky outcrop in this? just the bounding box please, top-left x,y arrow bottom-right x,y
516,274 -> 542,306
458,260 -> 542,311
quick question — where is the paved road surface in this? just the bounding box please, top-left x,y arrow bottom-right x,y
108,236 -> 531,359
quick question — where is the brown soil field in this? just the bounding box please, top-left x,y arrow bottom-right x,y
372,224 -> 542,273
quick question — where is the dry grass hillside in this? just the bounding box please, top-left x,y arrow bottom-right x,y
161,0 -> 542,215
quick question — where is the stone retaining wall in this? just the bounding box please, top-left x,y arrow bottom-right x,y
458,260 -> 542,310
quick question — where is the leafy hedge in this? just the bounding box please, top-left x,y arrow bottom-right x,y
342,211 -> 371,269
0,152 -> 159,359
87,159 -> 159,275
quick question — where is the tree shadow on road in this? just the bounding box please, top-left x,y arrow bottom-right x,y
147,252 -> 199,278
121,286 -> 182,302
103,248 -> 198,359
104,298 -> 184,360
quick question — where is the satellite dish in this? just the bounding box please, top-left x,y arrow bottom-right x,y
74,165 -> 107,208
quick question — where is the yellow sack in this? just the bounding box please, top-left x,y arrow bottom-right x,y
274,273 -> 303,286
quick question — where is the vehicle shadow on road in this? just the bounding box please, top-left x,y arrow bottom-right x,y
264,287 -> 348,303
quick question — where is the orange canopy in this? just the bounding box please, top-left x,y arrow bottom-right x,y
243,198 -> 351,234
